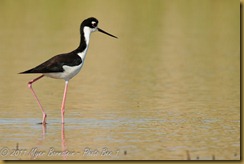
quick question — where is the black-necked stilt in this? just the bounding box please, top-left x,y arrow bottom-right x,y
20,17 -> 117,124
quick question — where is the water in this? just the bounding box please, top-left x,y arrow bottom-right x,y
0,0 -> 240,160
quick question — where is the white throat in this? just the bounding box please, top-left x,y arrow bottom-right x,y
80,26 -> 96,61
83,26 -> 93,46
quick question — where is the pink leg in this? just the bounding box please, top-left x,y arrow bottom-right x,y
61,81 -> 69,124
28,75 -> 47,124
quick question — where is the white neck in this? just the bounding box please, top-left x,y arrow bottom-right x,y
83,26 -> 92,46
76,27 -> 93,61
79,26 -> 97,61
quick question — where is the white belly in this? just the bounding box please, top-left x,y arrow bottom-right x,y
44,46 -> 89,81
44,64 -> 83,81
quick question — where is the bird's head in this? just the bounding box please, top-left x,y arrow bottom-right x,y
81,17 -> 118,39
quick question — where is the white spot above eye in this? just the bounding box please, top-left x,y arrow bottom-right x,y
91,21 -> 96,25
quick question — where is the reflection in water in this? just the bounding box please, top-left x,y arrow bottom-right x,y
31,124 -> 67,160
61,124 -> 66,160
41,124 -> 46,140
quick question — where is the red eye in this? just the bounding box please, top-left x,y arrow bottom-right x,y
91,21 -> 97,27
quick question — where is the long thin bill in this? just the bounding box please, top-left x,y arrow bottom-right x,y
98,28 -> 118,39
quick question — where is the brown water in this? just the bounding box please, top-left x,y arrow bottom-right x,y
0,0 -> 240,160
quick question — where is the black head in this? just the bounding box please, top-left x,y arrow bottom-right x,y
80,17 -> 117,38
81,17 -> 99,29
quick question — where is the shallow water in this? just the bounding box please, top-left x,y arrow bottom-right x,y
0,0 -> 240,160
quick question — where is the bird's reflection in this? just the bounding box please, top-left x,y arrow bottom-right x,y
39,123 -> 67,160
61,123 -> 67,160
41,124 -> 46,139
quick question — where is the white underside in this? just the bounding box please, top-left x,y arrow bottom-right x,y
43,50 -> 87,81
44,64 -> 83,81
44,47 -> 89,81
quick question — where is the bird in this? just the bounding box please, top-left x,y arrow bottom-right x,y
20,17 -> 117,124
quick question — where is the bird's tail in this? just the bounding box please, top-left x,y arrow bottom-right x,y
19,68 -> 36,74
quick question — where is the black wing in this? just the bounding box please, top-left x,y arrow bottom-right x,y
20,52 -> 82,74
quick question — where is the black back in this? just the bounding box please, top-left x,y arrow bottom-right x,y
20,52 -> 82,74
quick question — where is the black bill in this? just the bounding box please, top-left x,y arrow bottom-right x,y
98,28 -> 118,39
